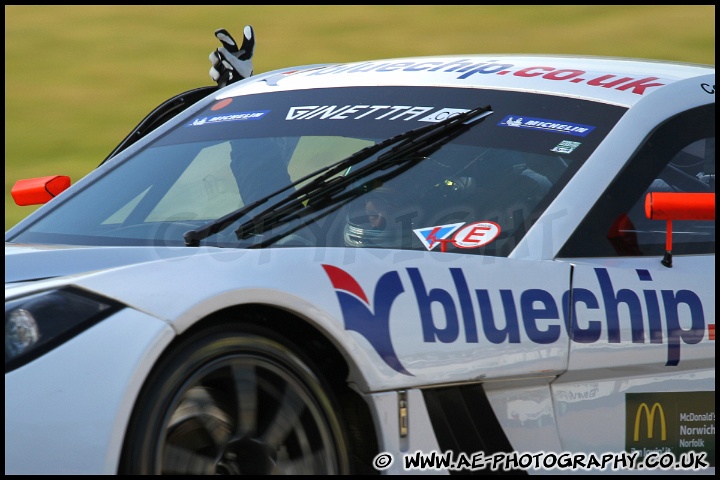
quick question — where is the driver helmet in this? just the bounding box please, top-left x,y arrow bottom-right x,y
343,173 -> 476,249
344,187 -> 408,248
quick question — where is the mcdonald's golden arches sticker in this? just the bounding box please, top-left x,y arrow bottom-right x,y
625,392 -> 715,467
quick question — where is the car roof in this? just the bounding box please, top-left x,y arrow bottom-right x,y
229,54 -> 714,108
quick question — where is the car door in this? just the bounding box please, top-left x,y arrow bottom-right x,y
554,104 -> 715,466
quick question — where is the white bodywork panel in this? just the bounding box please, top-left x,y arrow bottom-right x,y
4,308 -> 174,474
67,247 -> 573,391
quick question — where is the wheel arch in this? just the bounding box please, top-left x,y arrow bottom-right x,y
185,303 -> 359,386
123,302 -> 380,474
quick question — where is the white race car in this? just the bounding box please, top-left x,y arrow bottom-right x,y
5,39 -> 715,474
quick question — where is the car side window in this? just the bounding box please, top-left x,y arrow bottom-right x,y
618,137 -> 715,254
558,104 -> 715,258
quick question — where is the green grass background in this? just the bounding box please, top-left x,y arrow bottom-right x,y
5,5 -> 715,231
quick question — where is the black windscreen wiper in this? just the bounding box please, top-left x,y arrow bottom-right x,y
184,105 -> 492,247
233,106 -> 494,245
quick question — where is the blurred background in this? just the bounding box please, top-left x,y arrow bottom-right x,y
5,5 -> 715,230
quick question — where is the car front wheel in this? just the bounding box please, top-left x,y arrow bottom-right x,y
120,323 -> 351,474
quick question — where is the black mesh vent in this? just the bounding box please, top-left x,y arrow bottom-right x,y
422,384 -> 527,475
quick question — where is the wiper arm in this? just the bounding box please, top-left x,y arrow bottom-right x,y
233,105 -> 493,245
184,105 -> 492,247
184,126 -> 416,246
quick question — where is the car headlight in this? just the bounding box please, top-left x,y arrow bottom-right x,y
5,287 -> 123,373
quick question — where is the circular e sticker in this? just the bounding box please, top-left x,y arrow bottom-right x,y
452,221 -> 501,248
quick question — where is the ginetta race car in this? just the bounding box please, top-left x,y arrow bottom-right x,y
5,51 -> 715,474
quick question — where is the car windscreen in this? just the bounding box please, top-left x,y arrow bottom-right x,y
8,86 -> 627,256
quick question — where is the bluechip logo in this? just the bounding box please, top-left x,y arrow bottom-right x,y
323,265 -> 709,374
322,264 -> 411,375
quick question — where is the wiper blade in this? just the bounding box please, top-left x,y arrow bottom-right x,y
183,129 -> 410,246
184,105 -> 492,247
233,105 -> 493,245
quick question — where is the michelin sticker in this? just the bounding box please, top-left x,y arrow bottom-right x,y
499,115 -> 595,137
188,110 -> 269,126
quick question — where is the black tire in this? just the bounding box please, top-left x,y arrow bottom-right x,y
120,323 -> 351,474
